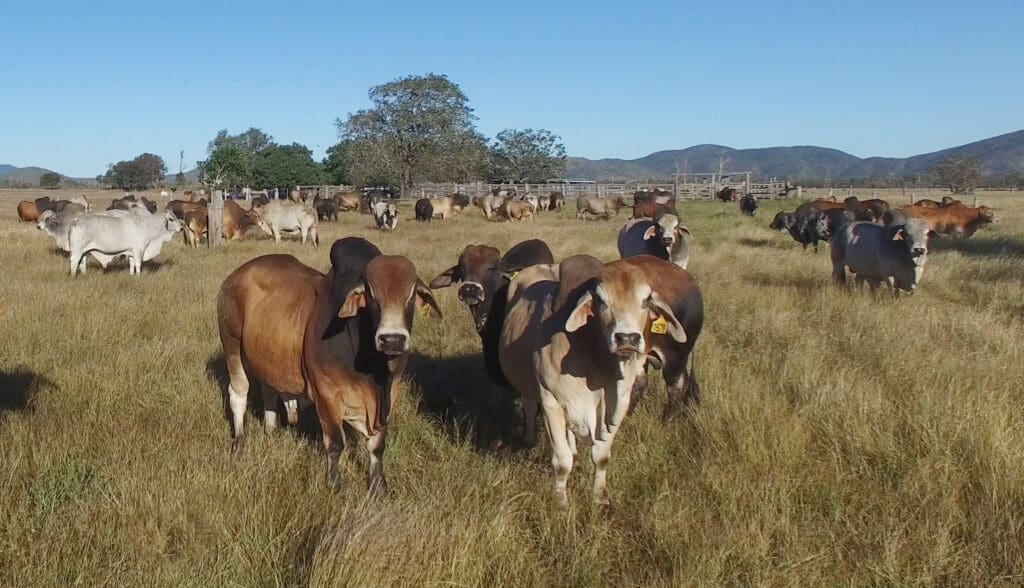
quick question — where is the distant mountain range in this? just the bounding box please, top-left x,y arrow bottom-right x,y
564,130 -> 1024,181
4,130 -> 1023,186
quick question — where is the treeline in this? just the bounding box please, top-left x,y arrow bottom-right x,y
195,73 -> 566,195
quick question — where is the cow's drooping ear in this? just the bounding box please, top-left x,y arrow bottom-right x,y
648,292 -> 687,343
414,279 -> 443,318
643,226 -> 658,240
338,283 -> 367,318
565,291 -> 594,333
677,226 -> 691,238
892,228 -> 906,241
428,266 -> 458,289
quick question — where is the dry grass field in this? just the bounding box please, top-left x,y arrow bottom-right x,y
1,187 -> 1023,585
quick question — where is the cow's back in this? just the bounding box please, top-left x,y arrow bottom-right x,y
218,255 -> 323,395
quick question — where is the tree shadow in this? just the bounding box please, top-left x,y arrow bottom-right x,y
0,368 -> 51,414
407,351 -> 522,453
930,235 -> 1024,259
204,352 -> 320,443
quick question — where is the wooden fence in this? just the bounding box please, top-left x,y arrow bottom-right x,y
295,178 -> 792,201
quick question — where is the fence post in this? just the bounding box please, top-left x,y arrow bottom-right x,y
911,193 -> 916,204
208,190 -> 224,248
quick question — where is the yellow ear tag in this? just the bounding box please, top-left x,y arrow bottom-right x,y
420,305 -> 431,317
511,271 -> 518,279
650,316 -> 668,334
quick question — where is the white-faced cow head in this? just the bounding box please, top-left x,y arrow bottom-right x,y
565,261 -> 686,359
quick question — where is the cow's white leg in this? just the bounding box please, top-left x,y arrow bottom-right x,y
367,428 -> 388,496
261,386 -> 279,432
69,250 -> 83,276
284,399 -> 299,426
272,227 -> 281,243
592,438 -> 614,506
223,348 -> 249,449
300,226 -> 307,245
541,399 -> 574,507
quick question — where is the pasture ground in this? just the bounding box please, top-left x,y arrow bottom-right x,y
1,188 -> 1023,585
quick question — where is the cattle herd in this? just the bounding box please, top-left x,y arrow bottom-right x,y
11,184 -> 999,505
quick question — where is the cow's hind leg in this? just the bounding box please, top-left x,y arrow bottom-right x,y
223,338 -> 250,449
69,250 -> 84,276
663,347 -> 698,417
261,385 -> 280,433
521,395 -> 540,448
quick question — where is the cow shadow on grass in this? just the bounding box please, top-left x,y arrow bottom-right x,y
738,237 -> 788,250
929,235 -> 1024,259
743,271 -> 824,295
407,351 -> 521,453
0,367 -> 51,415
204,353 -> 321,444
44,248 -> 177,274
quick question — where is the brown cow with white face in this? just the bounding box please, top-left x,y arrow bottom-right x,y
217,238 -> 441,494
499,255 -> 689,506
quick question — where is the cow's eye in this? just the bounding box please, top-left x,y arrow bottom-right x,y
641,297 -> 650,310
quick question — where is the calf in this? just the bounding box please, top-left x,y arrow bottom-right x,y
183,208 -> 208,247
501,200 -> 535,222
830,219 -> 930,297
17,201 -> 40,222
217,238 -> 440,493
372,200 -> 398,231
414,198 -> 433,221
739,193 -> 758,216
315,198 -> 339,222
430,196 -> 463,220
617,215 -> 691,270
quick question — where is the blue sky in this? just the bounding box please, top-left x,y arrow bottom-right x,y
1,0 -> 1020,177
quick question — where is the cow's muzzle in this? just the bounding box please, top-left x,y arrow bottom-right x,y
660,236 -> 674,246
613,332 -> 643,356
377,333 -> 407,356
458,283 -> 485,306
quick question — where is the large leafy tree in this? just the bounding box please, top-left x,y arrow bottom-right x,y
39,171 -> 61,189
201,127 -> 275,188
102,153 -> 166,190
253,143 -> 324,188
932,156 -> 982,194
335,73 -> 488,194
489,128 -> 567,182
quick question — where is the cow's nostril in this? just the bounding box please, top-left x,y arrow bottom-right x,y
614,333 -> 642,349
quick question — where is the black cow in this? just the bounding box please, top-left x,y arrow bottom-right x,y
315,198 -> 339,222
739,193 -> 758,216
414,198 -> 433,221
429,239 -> 555,444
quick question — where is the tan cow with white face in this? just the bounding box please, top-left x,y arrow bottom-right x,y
499,255 -> 687,506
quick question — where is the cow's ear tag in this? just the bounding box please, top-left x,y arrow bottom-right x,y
420,304 -> 431,317
650,316 -> 668,334
511,271 -> 518,279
